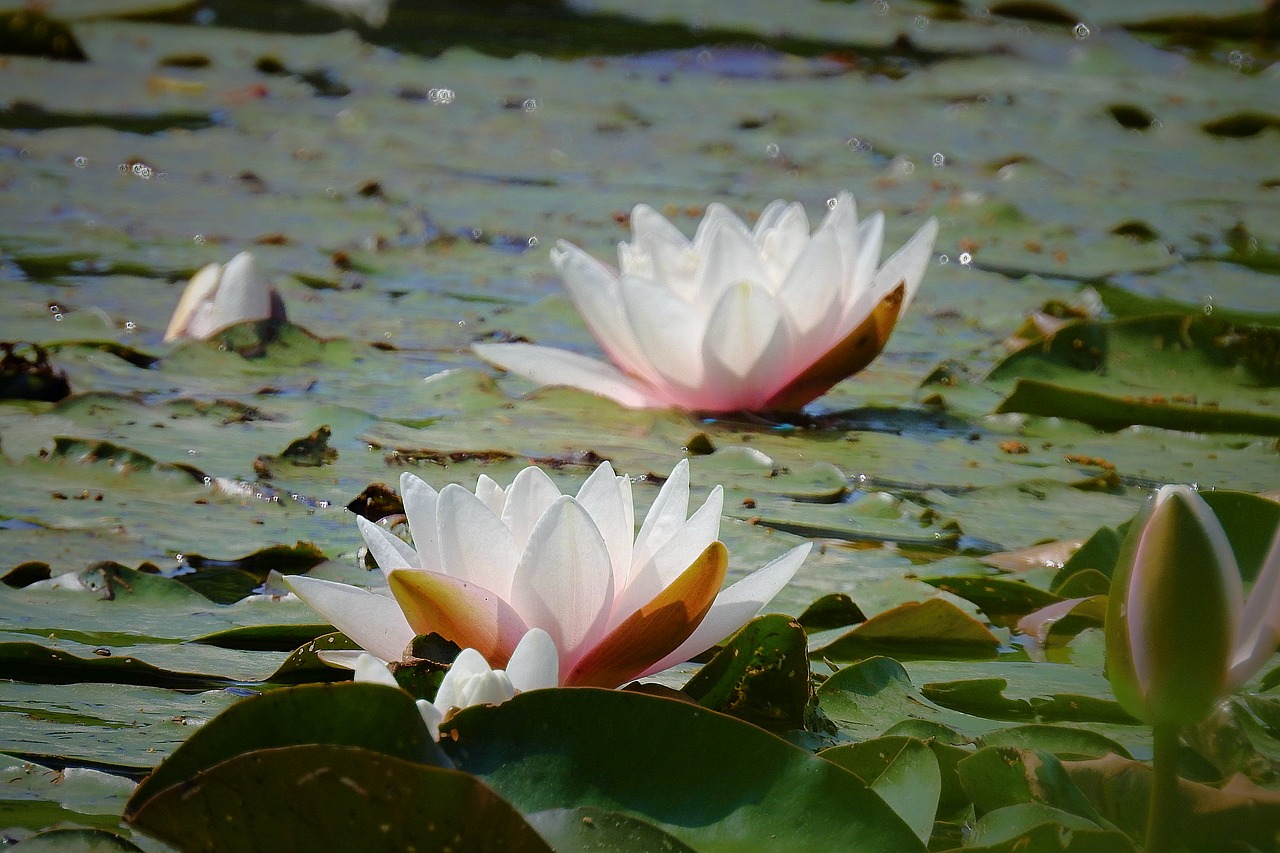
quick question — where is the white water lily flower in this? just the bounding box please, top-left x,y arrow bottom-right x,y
288,459 -> 810,687
164,251 -> 286,342
474,192 -> 937,413
354,628 -> 558,739
1106,485 -> 1280,726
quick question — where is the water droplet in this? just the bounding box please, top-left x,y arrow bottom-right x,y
176,554 -> 184,562
1074,22 -> 1090,38
523,98 -> 540,112
765,143 -> 780,158
932,152 -> 946,167
188,449 -> 198,456
49,305 -> 59,313
527,236 -> 539,247
959,252 -> 972,265
939,254 -> 950,264
53,313 -> 63,321
429,87 -> 455,105
125,321 -> 136,331
914,15 -> 929,29
457,320 -> 466,326
74,156 -> 87,168
18,148 -> 29,159
873,0 -> 888,14
471,228 -> 482,239
975,6 -> 989,17
384,331 -> 392,338
193,234 -> 205,244
1203,296 -> 1214,316
203,476 -> 212,485
826,197 -> 838,210
325,186 -> 338,198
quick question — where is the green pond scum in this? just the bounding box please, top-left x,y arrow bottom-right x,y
1,0 -> 1278,849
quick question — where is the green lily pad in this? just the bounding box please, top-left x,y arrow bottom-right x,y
819,736 -> 941,844
813,598 -> 1000,661
442,687 -> 926,852
525,807 -> 697,852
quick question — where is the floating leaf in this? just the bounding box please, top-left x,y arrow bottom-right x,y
819,736 -> 941,844
442,687 -> 925,852
813,599 -> 1000,661
682,614 -> 812,733
525,807 -> 697,852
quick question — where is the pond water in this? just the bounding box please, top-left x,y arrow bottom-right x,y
0,0 -> 1277,846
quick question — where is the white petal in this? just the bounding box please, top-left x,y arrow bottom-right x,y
434,648 -> 491,713
474,475 -> 506,517
435,484 -> 522,597
619,273 -> 707,390
636,542 -> 811,678
818,191 -> 859,254
400,473 -> 441,572
575,461 -> 633,586
506,627 -> 561,691
848,212 -> 885,301
473,342 -> 664,409
756,201 -> 810,286
415,699 -> 443,741
868,217 -> 939,313
459,670 -> 517,707
551,240 -> 656,379
354,653 -> 400,688
627,204 -> 695,299
615,486 -> 724,622
164,262 -> 221,342
501,466 -> 565,552
752,199 -> 793,238
1230,527 -> 1280,688
207,252 -> 272,332
632,459 -> 691,574
699,279 -> 791,410
691,214 -> 767,308
285,576 -> 415,663
692,203 -> 753,255
509,495 -> 615,669
777,224 -> 845,339
357,516 -> 419,579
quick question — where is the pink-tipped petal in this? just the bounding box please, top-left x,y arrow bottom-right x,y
473,342 -> 664,409
506,627 -> 561,691
357,515 -> 419,578
508,495 -> 616,674
399,473 -> 441,572
636,542 -> 811,677
387,569 -> 528,667
285,575 -> 415,664
435,483 -> 521,597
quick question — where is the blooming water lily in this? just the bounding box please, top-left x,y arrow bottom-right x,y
288,459 -> 810,687
164,251 -> 286,342
1106,485 -> 1280,727
475,192 -> 938,413
355,627 -> 558,739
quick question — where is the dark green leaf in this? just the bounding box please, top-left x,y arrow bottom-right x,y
126,682 -> 448,815
129,745 -> 550,852
525,806 -> 697,852
442,687 -> 926,853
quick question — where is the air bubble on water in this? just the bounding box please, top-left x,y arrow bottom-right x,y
827,197 -> 838,210
1203,296 -> 1214,316
471,228 -> 482,239
939,254 -> 950,264
384,331 -> 392,338
975,6 -> 989,17
527,236 -> 539,247
194,234 -> 205,244
457,320 -> 466,326
50,305 -> 59,313
203,476 -> 212,485
176,554 -> 184,562
429,87 -> 455,105
932,152 -> 945,167
1074,23 -> 1090,38
959,252 -> 972,265
914,15 -> 929,29
873,0 -> 888,14
53,313 -> 63,321
74,156 -> 87,168
325,186 -> 338,198
765,143 -> 780,158
523,98 -> 540,112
